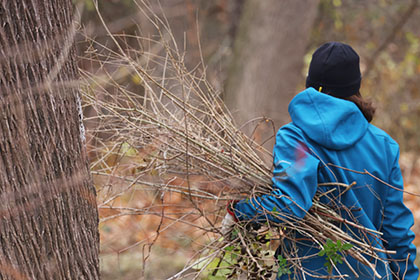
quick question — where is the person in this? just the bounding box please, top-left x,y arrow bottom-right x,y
222,42 -> 419,279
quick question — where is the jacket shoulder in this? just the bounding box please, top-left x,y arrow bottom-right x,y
367,124 -> 400,172
277,122 -> 305,137
367,124 -> 398,148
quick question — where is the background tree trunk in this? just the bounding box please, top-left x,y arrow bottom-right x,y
0,0 -> 99,279
225,0 -> 319,150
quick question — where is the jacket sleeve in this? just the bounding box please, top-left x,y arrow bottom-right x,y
233,125 -> 320,223
382,146 -> 418,280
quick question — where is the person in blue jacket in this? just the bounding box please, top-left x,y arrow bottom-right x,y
222,42 -> 418,279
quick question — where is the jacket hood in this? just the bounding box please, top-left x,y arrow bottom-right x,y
288,87 -> 368,150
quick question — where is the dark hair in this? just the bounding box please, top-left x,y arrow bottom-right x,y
341,92 -> 376,123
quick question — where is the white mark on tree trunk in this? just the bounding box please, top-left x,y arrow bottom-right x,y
76,94 -> 86,143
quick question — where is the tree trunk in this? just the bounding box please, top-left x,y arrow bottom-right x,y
225,0 -> 319,150
0,0 -> 99,279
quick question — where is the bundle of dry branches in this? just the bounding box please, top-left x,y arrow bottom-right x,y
81,2 -> 394,279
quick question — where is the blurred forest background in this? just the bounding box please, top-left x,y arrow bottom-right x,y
76,0 -> 420,279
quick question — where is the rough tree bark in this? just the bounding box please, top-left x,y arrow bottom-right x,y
0,0 -> 99,279
225,0 -> 319,150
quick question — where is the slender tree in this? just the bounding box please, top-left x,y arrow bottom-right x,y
225,0 -> 319,149
0,0 -> 99,279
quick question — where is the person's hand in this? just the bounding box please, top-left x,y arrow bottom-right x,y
221,212 -> 236,235
221,200 -> 238,235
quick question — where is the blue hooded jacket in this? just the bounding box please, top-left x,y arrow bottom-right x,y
234,88 -> 418,279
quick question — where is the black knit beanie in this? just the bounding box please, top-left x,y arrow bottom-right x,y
306,42 -> 361,97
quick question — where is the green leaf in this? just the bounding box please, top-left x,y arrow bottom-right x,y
318,250 -> 326,257
208,275 -> 227,280
277,255 -> 291,276
192,256 -> 217,270
230,229 -> 238,239
342,243 -> 353,250
324,261 -> 331,268
225,246 -> 234,252
337,239 -> 342,247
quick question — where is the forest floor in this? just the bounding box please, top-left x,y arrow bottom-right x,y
98,151 -> 420,280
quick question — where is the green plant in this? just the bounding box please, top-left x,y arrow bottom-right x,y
277,255 -> 291,277
318,239 -> 353,273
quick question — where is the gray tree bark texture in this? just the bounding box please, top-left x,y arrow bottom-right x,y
225,0 -> 320,150
0,0 -> 100,279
